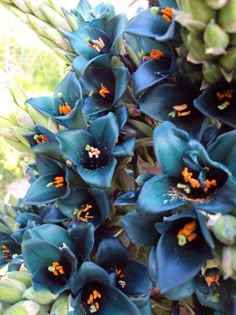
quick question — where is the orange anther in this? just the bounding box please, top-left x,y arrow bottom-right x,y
161,7 -> 173,22
205,274 -> 220,287
99,83 -> 110,98
182,167 -> 201,189
59,102 -> 72,115
147,49 -> 164,60
34,134 -> 48,144
204,179 -> 217,192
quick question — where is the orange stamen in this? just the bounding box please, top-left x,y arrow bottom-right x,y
87,289 -> 102,312
48,261 -> 65,276
59,102 -> 72,115
182,167 -> 201,189
1,245 -> 10,253
205,274 -> 220,287
173,104 -> 191,117
146,49 -> 164,60
99,83 -> 110,98
47,176 -> 64,188
160,7 -> 173,22
34,134 -> 48,144
204,179 -> 217,192
177,220 -> 197,244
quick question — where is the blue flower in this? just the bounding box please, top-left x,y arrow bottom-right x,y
69,261 -> 141,315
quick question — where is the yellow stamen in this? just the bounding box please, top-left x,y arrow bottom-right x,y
204,274 -> 220,287
48,261 -> 65,276
160,7 -> 173,22
59,102 -> 72,115
33,134 -> 48,144
99,83 -> 110,98
177,220 -> 197,246
75,203 -> 93,222
47,176 -> 64,188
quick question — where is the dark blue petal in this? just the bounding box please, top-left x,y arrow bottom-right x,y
132,294 -> 152,315
113,137 -> 135,157
136,174 -> 185,214
121,210 -> 160,246
164,279 -> 195,300
153,121 -> 191,176
97,238 -> 128,266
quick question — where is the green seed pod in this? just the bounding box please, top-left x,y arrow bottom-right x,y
187,31 -> 215,61
219,47 -> 236,72
177,0 -> 216,23
205,0 -> 228,9
219,0 -> 236,33
209,214 -> 236,245
202,61 -> 223,83
203,20 -> 230,55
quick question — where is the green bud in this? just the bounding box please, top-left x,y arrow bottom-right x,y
203,20 -> 229,55
202,62 -> 223,83
219,47 -> 236,72
24,0 -> 48,22
205,0 -> 228,9
41,5 -> 72,31
11,0 -> 32,13
4,300 -> 41,315
0,278 -> 26,304
25,104 -> 49,128
219,0 -> 236,33
208,214 -> 236,245
50,293 -> 69,315
230,33 -> 236,45
221,245 -> 236,279
23,287 -> 57,305
5,272 -> 32,288
187,31 -> 215,61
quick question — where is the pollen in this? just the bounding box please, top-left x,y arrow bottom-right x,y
59,102 -> 72,115
182,167 -> 201,189
99,83 -> 110,98
169,103 -> 191,118
48,261 -> 65,276
115,267 -> 126,288
88,37 -> 105,53
85,144 -> 101,159
145,49 -> 164,61
177,220 -> 197,246
87,289 -> 102,313
75,203 -> 93,222
160,7 -> 173,23
204,179 -> 217,192
33,134 -> 48,144
47,176 -> 64,188
204,274 -> 220,287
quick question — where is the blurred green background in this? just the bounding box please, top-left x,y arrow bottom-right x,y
0,5 -> 66,200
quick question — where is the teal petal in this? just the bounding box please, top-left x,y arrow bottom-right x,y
133,59 -> 170,97
136,174 -> 185,214
164,279 -> 195,300
23,174 -> 67,205
153,121 -> 191,176
112,66 -> 130,105
26,96 -> 55,117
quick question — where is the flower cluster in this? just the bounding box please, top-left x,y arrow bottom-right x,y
1,0 -> 236,314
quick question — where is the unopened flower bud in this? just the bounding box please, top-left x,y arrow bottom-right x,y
219,47 -> 236,72
203,20 -> 229,55
208,214 -> 236,245
0,278 -> 26,304
23,287 -> 57,305
177,0 -> 215,24
4,300 -> 41,315
205,0 -> 228,9
202,62 -> 223,83
50,293 -> 69,315
5,271 -> 32,288
219,0 -> 236,33
187,31 -> 215,61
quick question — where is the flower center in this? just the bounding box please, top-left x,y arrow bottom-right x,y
160,7 -> 173,22
179,167 -> 217,194
1,245 -> 12,262
204,274 -> 220,287
168,104 -> 191,118
88,37 -> 105,53
48,261 -> 65,276
47,176 -> 65,188
57,92 -> 72,115
216,90 -> 233,110
85,145 -> 101,159
33,134 -> 48,144
87,289 -> 102,313
143,49 -> 164,62
99,83 -> 110,98
75,203 -> 94,222
115,267 -> 126,288
177,220 -> 197,246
